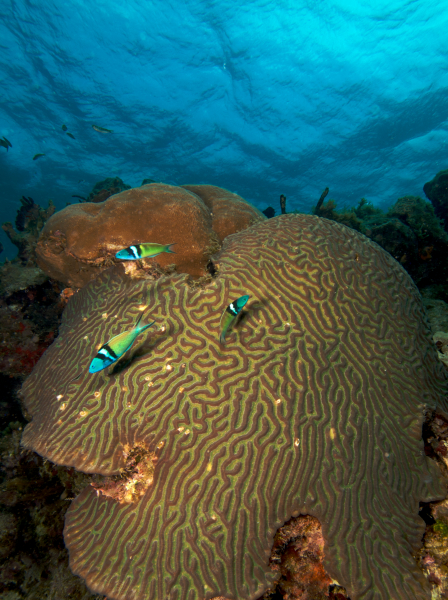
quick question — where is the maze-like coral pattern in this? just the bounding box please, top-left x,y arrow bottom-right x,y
22,215 -> 448,600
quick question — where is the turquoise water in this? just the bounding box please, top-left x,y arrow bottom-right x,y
0,0 -> 447,257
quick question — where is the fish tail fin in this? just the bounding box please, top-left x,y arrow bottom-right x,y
139,320 -> 156,333
165,243 -> 176,254
134,305 -> 155,332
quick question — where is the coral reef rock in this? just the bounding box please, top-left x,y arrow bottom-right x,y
2,196 -> 55,264
35,183 -> 263,289
181,184 -> 266,241
0,277 -> 63,379
21,215 -> 448,600
86,176 -> 131,203
423,169 -> 448,231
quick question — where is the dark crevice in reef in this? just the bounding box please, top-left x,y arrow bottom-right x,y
206,258 -> 218,277
419,502 -> 436,526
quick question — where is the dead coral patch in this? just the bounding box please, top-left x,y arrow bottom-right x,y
91,444 -> 156,504
263,515 -> 350,600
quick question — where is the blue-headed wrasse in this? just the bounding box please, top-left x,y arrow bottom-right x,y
89,310 -> 155,373
219,295 -> 250,344
115,243 -> 175,261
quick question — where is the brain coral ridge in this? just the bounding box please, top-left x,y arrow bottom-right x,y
21,214 -> 448,600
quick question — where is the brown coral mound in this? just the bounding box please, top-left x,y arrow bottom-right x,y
22,215 -> 448,600
182,184 -> 266,241
35,183 -> 263,289
35,183 -> 221,288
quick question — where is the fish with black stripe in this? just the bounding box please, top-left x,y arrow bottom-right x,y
219,295 -> 250,344
89,309 -> 155,373
116,242 -> 175,260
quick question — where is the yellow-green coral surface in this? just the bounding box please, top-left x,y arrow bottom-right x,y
21,215 -> 448,600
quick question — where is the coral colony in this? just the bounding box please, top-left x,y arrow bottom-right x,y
2,175 -> 448,600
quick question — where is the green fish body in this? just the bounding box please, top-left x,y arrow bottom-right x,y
92,124 -> 113,133
116,243 -> 175,260
33,153 -> 45,160
219,295 -> 250,344
66,132 -> 76,139
62,124 -> 67,131
89,311 -> 155,373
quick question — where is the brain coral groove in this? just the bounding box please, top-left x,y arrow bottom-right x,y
21,214 -> 448,600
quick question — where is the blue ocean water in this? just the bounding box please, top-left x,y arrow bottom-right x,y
1,0 -> 447,258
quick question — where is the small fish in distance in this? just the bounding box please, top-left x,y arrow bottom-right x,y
62,124 -> 67,131
33,153 -> 45,160
0,137 -> 12,151
66,132 -> 76,139
116,243 -> 175,260
89,310 -> 155,374
92,124 -> 113,133
219,295 -> 250,344
72,195 -> 87,201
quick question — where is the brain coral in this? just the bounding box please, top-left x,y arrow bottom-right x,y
35,183 -> 264,289
21,215 -> 448,600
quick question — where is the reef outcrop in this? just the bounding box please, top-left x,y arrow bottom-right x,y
21,214 -> 448,600
86,176 -> 130,203
35,183 -> 264,289
423,169 -> 448,231
2,196 -> 55,264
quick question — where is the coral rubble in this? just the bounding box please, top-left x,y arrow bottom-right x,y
21,214 -> 447,600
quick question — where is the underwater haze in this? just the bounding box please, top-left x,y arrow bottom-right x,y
1,0 -> 448,257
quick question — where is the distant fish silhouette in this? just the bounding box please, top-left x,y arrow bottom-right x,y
62,124 -> 68,131
33,153 -> 45,160
262,206 -> 275,219
92,124 -> 113,133
72,195 -> 87,201
0,136 -> 12,152
66,132 -> 76,139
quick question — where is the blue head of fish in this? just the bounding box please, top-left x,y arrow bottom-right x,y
115,247 -> 135,260
89,353 -> 115,373
235,295 -> 250,312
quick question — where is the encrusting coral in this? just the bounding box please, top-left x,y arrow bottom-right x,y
21,214 -> 448,600
35,183 -> 264,288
